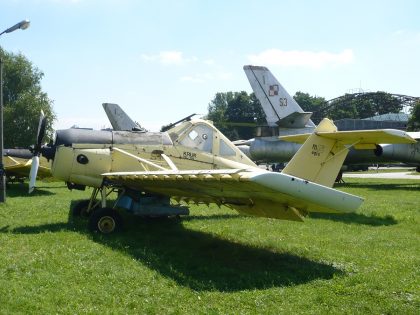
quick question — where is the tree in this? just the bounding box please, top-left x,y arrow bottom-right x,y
293,91 -> 326,113
207,91 -> 233,132
207,91 -> 265,140
0,47 -> 55,148
407,100 -> 420,131
322,92 -> 404,122
324,93 -> 360,121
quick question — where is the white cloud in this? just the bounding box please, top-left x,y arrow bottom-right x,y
140,52 -> 230,83
248,49 -> 354,69
141,51 -> 197,65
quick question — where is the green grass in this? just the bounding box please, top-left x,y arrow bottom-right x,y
0,179 -> 419,314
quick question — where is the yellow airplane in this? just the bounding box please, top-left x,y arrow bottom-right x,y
29,109 -> 415,234
4,151 -> 50,183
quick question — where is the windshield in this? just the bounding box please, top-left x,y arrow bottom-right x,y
179,124 -> 214,153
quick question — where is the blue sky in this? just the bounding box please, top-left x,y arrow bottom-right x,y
1,0 -> 419,131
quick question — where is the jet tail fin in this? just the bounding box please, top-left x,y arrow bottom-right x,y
103,103 -> 145,132
281,119 -> 416,187
243,65 -> 315,128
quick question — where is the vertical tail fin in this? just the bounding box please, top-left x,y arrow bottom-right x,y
103,103 -> 144,131
281,119 -> 417,187
243,65 -> 315,128
282,119 -> 347,187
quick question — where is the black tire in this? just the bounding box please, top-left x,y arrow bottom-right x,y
72,200 -> 95,218
88,208 -> 123,234
416,166 -> 420,173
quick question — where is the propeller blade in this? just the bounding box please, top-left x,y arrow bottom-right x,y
29,110 -> 48,193
36,110 -> 46,150
29,156 -> 39,194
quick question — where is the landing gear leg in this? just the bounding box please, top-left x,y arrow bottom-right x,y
72,187 -> 101,217
87,185 -> 123,234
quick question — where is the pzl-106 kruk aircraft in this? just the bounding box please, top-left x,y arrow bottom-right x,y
29,109 -> 415,234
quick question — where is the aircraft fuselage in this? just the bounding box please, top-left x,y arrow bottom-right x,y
49,120 -> 256,189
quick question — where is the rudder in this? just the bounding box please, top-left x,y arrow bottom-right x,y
281,119 -> 347,187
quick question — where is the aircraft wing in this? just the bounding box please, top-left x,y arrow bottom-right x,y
103,168 -> 363,222
280,129 -> 416,148
5,156 -> 50,178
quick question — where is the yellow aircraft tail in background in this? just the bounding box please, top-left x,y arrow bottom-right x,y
281,118 -> 416,187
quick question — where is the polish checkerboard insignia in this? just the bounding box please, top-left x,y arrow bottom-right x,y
269,85 -> 279,96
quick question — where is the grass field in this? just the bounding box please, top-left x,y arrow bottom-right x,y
0,178 -> 419,314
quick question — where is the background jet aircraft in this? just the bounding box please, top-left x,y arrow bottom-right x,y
103,103 -> 145,132
28,106 -> 415,234
239,65 -> 420,171
244,65 -> 315,131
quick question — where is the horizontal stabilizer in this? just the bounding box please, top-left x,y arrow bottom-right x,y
407,131 -> 420,140
232,139 -> 254,146
281,118 -> 415,187
280,128 -> 416,146
277,111 -> 313,128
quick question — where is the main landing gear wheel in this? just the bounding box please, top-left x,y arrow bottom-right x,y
72,200 -> 96,218
88,208 -> 123,234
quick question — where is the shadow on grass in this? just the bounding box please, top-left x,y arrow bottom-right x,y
3,222 -> 71,234
309,212 -> 397,226
32,185 -> 68,190
183,214 -> 243,221
3,213 -> 343,292
6,184 -> 56,197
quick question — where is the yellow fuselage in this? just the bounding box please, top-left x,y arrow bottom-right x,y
51,120 -> 256,188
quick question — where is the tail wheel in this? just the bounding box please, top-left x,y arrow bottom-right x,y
88,208 -> 123,234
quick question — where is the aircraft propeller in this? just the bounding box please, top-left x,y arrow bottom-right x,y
29,110 -> 47,193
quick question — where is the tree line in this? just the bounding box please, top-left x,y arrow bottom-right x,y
1,47 -> 55,148
208,91 -> 420,140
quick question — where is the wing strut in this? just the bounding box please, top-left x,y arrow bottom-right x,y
161,154 -> 178,171
112,147 -> 168,171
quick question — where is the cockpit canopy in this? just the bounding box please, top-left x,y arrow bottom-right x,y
168,120 -> 214,152
167,119 -> 238,157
